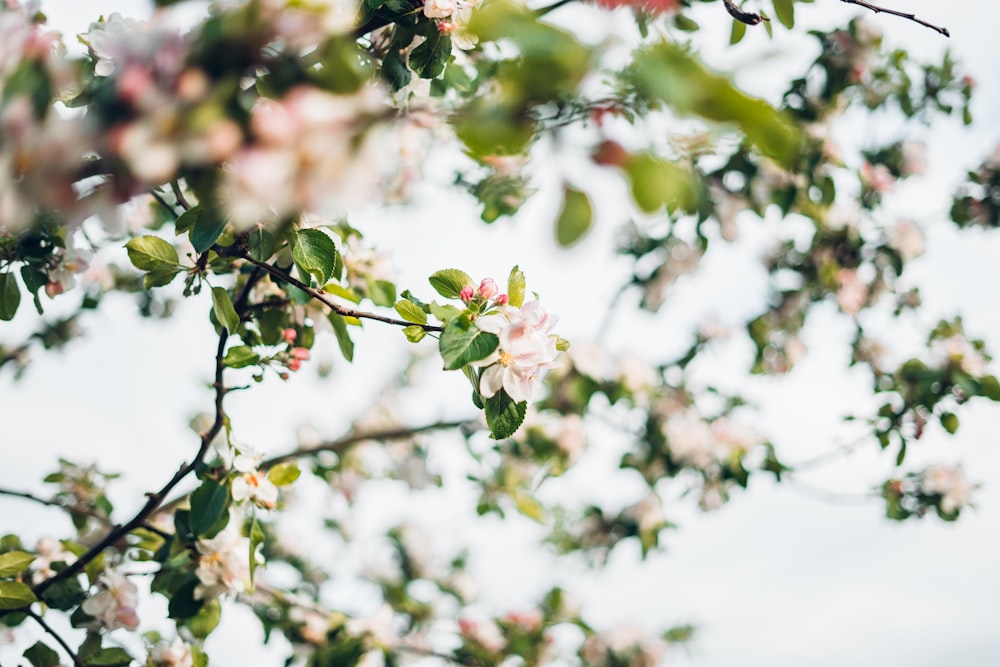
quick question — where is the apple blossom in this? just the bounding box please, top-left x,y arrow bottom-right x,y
82,568 -> 140,631
475,301 -> 560,403
148,637 -> 195,667
231,452 -> 279,509
921,465 -> 974,514
194,518 -> 256,600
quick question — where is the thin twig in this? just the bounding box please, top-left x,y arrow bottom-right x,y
782,477 -> 876,505
839,0 -> 949,37
224,247 -> 443,332
25,608 -> 85,667
0,487 -> 60,507
535,0 -> 576,17
722,0 -> 767,26
171,180 -> 192,211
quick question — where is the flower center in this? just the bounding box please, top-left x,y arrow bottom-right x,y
498,351 -> 513,366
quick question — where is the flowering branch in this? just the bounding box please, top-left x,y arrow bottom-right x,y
25,608 -> 84,667
222,246 -> 444,332
839,0 -> 949,37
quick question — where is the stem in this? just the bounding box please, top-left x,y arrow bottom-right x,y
839,0 -> 949,37
224,247 -> 443,332
25,608 -> 84,667
535,0 -> 576,17
722,0 -> 767,26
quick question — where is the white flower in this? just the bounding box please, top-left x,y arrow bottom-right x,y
44,239 -> 92,298
83,13 -> 142,76
194,518 -> 255,600
475,301 -> 560,403
231,452 -> 278,510
81,568 -> 139,631
835,268 -> 868,316
32,537 -> 76,585
347,604 -> 398,648
900,141 -> 927,177
423,0 -> 457,18
458,617 -> 506,653
921,465 -> 974,514
935,334 -> 989,377
663,408 -> 716,469
149,637 -> 194,667
887,220 -> 925,261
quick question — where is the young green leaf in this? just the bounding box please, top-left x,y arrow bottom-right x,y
555,185 -> 594,247
211,287 -> 240,334
268,460 -> 301,486
730,18 -> 747,44
429,269 -> 474,299
0,580 -> 36,609
773,0 -> 794,28
403,325 -> 426,343
223,346 -> 260,368
125,236 -> 180,271
507,266 -> 526,308
328,312 -> 355,362
0,551 -> 35,578
189,480 -> 230,537
394,299 -> 427,324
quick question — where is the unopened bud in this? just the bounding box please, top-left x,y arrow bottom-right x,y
478,278 -> 498,300
459,285 -> 475,304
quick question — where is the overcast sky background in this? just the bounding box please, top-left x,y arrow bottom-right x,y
3,0 -> 1000,665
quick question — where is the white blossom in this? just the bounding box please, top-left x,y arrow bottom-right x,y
921,465 -> 974,514
475,301 -> 560,403
194,518 -> 255,600
231,452 -> 279,510
81,568 -> 139,631
148,637 -> 195,667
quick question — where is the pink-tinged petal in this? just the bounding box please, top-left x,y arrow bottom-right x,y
471,351 -> 500,368
476,313 -> 509,335
479,365 -> 504,398
503,367 -> 534,403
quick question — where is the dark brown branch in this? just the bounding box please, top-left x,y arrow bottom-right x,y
260,419 -> 476,469
535,0 -> 576,17
21,328 -> 232,605
25,608 -> 84,667
222,246 -> 443,332
839,0 -> 949,37
723,0 -> 767,26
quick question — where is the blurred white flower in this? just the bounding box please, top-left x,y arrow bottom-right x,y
82,568 -> 139,631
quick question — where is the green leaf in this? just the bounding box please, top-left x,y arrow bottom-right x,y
40,576 -> 86,611
629,41 -> 802,167
223,345 -> 260,369
0,580 -> 36,609
772,0 -> 794,28
143,266 -> 182,289
730,18 -> 747,44
979,375 -> 1000,401
190,208 -> 227,253
394,299 -> 427,325
167,578 -> 203,620
189,480 -> 230,537
429,302 -> 462,323
125,236 -> 180,271
555,185 -> 593,247
20,266 -> 46,315
673,14 -> 699,31
211,287 -> 240,334
439,318 -> 499,370
429,269 -> 473,299
327,313 -> 355,362
0,551 -> 35,578
940,412 -> 959,434
382,48 -> 412,91
512,489 -> 547,523
174,205 -> 200,235
83,647 -> 133,666
246,226 -> 277,262
484,390 -> 527,440
267,461 -> 300,486
291,229 -> 338,285
625,153 -> 699,214
367,279 -> 396,307
403,325 -> 426,343
409,32 -> 451,79
248,517 -> 265,584
507,266 -> 525,308
24,641 -> 60,667
0,272 -> 21,321
186,599 -> 221,639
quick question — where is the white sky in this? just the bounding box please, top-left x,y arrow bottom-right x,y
3,1 -> 1000,666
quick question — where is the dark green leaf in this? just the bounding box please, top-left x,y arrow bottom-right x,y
23,641 -> 60,667
189,480 -> 230,537
555,186 -> 593,247
40,576 -> 86,611
191,207 -> 226,254
249,517 -> 264,583
291,229 -> 338,285
246,226 -> 277,262
440,318 -> 499,370
20,266 -> 46,315
382,49 -> 412,91
174,205 -> 200,235
484,390 -> 527,440
429,269 -> 473,299
0,272 -> 21,321
167,578 -> 203,620
211,287 -> 240,334
410,33 -> 451,79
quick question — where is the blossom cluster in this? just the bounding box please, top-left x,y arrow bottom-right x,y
475,299 -> 560,403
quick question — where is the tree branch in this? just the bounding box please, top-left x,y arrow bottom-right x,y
722,0 -> 767,26
223,246 -> 443,332
25,608 -> 85,667
839,0 -> 949,37
535,0 -> 577,17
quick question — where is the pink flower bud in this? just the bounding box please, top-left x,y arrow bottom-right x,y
459,285 -> 475,304
478,278 -> 498,300
495,294 -> 509,305
283,328 -> 297,343
292,347 -> 310,361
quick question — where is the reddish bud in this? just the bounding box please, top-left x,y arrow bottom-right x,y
592,140 -> 630,167
478,278 -> 498,300
495,294 -> 509,305
292,347 -> 310,361
283,328 -> 298,343
459,285 -> 475,304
